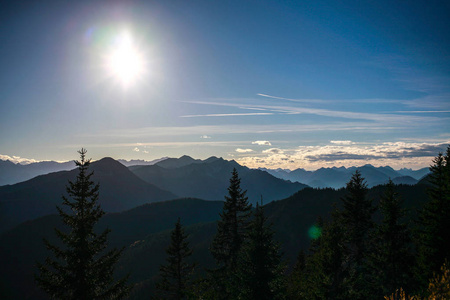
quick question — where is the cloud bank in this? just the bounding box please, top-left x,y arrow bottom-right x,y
0,154 -> 39,165
235,141 -> 449,170
252,140 -> 272,146
236,148 -> 254,153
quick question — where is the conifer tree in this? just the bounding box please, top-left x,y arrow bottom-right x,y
211,168 -> 252,267
155,218 -> 196,300
415,146 -> 450,290
369,180 -> 414,297
209,168 -> 252,298
302,211 -> 348,300
35,149 -> 130,300
287,249 -> 306,299
234,203 -> 286,300
338,170 -> 376,298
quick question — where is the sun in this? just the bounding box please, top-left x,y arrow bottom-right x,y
105,31 -> 146,88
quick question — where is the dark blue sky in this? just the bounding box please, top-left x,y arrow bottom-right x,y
1,0 -> 449,169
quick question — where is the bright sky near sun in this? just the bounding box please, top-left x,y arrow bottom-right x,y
0,0 -> 449,170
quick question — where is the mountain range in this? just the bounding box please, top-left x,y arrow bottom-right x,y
0,159 -> 76,186
261,164 -> 430,188
130,155 -> 308,202
0,158 -> 177,232
1,156 -> 429,189
0,156 -> 307,232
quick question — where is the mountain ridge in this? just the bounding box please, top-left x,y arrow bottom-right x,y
260,164 -> 429,188
131,156 -> 308,203
0,157 -> 177,233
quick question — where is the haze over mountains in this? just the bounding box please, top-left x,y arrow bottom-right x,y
0,159 -> 76,186
1,155 -> 429,188
0,156 -> 306,232
130,155 -> 308,202
261,165 -> 429,188
0,158 -> 177,232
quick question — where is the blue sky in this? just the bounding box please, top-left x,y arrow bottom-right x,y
0,0 -> 449,170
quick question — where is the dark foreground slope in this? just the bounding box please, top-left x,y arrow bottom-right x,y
131,156 -> 308,203
0,198 -> 223,299
0,158 -> 177,232
0,184 -> 428,299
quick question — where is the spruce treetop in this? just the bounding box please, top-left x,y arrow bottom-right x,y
35,148 -> 130,300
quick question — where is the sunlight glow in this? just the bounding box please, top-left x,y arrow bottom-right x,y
105,31 -> 146,88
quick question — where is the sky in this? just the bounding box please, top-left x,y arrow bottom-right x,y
1,0 -> 449,170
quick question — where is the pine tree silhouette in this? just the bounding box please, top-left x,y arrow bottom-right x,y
368,179 -> 414,297
155,218 -> 196,300
234,203 -> 286,300
209,168 -> 252,298
415,145 -> 450,291
35,149 -> 130,299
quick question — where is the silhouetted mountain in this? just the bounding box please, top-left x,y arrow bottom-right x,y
131,156 -> 307,203
263,164 -> 430,188
392,176 -> 418,185
117,157 -> 169,167
417,173 -> 433,185
0,159 -> 75,186
0,158 -> 177,232
0,184 -> 429,299
397,167 -> 430,180
154,155 -> 204,169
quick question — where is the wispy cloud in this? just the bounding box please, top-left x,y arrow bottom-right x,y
330,140 -> 355,145
252,140 -> 272,146
394,110 -> 450,113
262,148 -> 284,154
185,99 -> 440,125
236,148 -> 254,153
181,112 -> 273,118
0,154 -> 39,165
257,93 -> 326,103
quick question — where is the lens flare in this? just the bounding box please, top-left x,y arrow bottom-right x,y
308,225 -> 322,239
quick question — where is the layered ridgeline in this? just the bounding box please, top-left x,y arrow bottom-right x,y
0,158 -> 177,232
130,155 -> 308,202
261,165 -> 430,188
0,184 -> 429,299
0,156 -> 307,233
0,159 -> 76,186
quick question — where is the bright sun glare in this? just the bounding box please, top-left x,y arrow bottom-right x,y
106,31 -> 146,88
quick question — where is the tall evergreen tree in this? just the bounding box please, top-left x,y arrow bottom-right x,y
338,170 -> 376,299
415,145 -> 450,291
35,149 -> 130,300
211,168 -> 252,268
155,218 -> 196,300
287,249 -> 306,299
209,168 -> 252,298
234,203 -> 286,300
302,211 -> 348,300
368,180 -> 414,297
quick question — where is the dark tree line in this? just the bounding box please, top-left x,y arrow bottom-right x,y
155,146 -> 450,299
286,145 -> 450,299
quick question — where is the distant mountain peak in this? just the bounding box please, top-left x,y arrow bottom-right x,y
91,157 -> 130,173
179,155 -> 195,160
